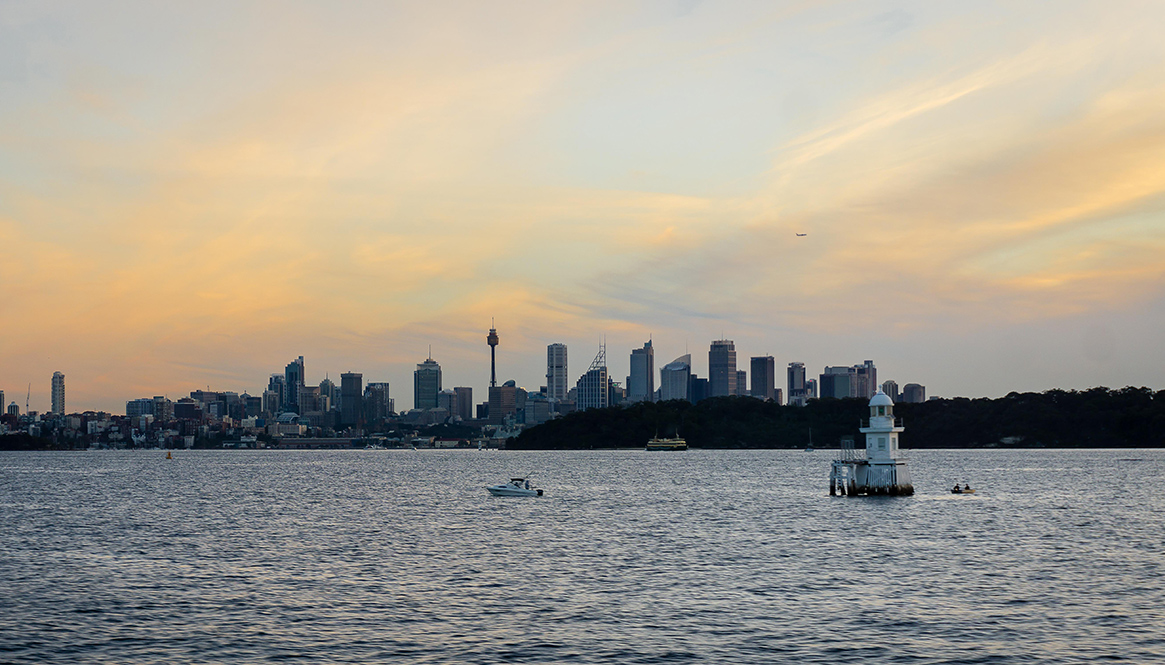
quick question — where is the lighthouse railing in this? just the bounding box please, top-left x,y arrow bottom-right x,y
860,418 -> 903,428
837,436 -> 861,462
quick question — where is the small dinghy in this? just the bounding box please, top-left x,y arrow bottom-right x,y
486,477 -> 543,497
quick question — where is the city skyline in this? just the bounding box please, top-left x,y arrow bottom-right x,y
4,2 -> 1164,413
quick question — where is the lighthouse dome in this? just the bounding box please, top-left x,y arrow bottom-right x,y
869,390 -> 894,407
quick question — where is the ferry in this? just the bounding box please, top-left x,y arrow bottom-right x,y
646,437 -> 688,451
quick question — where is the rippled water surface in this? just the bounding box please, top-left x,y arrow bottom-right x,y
2,448 -> 1163,663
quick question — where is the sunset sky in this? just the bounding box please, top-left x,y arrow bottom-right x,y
3,1 -> 1164,414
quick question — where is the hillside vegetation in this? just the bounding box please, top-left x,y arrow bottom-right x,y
509,387 -> 1165,449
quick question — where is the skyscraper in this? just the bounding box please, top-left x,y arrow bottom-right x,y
268,374 -> 286,413
453,386 -> 473,421
787,362 -> 807,406
340,372 -> 363,427
750,356 -> 776,400
546,343 -> 568,401
819,366 -> 854,399
659,354 -> 691,402
364,382 -> 392,423
488,381 -> 518,425
284,356 -> 304,413
414,357 -> 442,410
709,340 -> 737,397
902,383 -> 926,403
854,360 -> 877,399
576,344 -> 609,411
881,380 -> 900,402
319,377 -> 338,410
628,340 -> 654,403
51,371 -> 65,415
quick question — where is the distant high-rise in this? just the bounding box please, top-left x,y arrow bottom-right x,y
319,377 -> 338,410
750,356 -> 776,401
339,372 -> 363,427
365,382 -> 392,423
787,362 -> 807,406
453,387 -> 474,421
488,381 -> 518,425
902,383 -> 926,403
820,366 -> 854,399
806,378 -> 818,400
689,375 -> 709,403
0,391 -> 4,416
629,340 -> 655,403
709,340 -> 737,397
414,357 -> 442,410
126,398 -> 154,418
820,361 -> 877,399
854,360 -> 877,399
881,380 -> 900,403
297,386 -> 323,414
576,344 -> 609,411
284,356 -> 304,413
7,402 -> 18,416
659,354 -> 691,402
268,374 -> 286,413
546,343 -> 568,401
51,372 -> 65,415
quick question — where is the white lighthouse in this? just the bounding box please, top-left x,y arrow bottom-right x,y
830,389 -> 914,496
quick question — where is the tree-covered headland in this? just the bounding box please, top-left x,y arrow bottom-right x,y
509,387 -> 1165,449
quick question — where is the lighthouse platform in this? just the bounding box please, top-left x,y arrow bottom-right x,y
829,389 -> 915,496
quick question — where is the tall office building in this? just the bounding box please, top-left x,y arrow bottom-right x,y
319,377 -> 338,409
902,383 -> 926,403
709,340 -> 737,397
126,398 -> 154,418
854,360 -> 877,399
365,382 -> 392,423
488,381 -> 518,425
546,343 -> 568,401
689,376 -> 709,403
267,374 -> 286,413
629,340 -> 655,403
339,372 -> 363,427
414,357 -> 442,410
576,344 -> 609,411
659,354 -> 691,402
881,380 -> 900,403
51,372 -> 65,415
453,387 -> 474,421
787,362 -> 808,406
819,366 -> 854,399
806,378 -> 818,400
820,361 -> 877,399
750,356 -> 776,401
297,386 -> 323,414
0,391 -> 4,416
284,356 -> 304,413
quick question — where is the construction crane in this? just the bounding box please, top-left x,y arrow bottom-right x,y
26,383 -> 30,414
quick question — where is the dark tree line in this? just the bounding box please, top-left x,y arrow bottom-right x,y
509,387 -> 1165,449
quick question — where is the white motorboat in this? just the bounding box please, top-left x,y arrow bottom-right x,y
486,477 -> 543,497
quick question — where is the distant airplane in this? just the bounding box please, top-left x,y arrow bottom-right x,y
796,233 -> 807,236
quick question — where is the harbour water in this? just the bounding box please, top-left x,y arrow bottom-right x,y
1,448 -> 1163,663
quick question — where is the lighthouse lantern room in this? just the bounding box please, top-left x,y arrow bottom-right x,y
830,389 -> 914,496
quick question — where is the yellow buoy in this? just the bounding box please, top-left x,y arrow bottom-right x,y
166,450 -> 172,459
